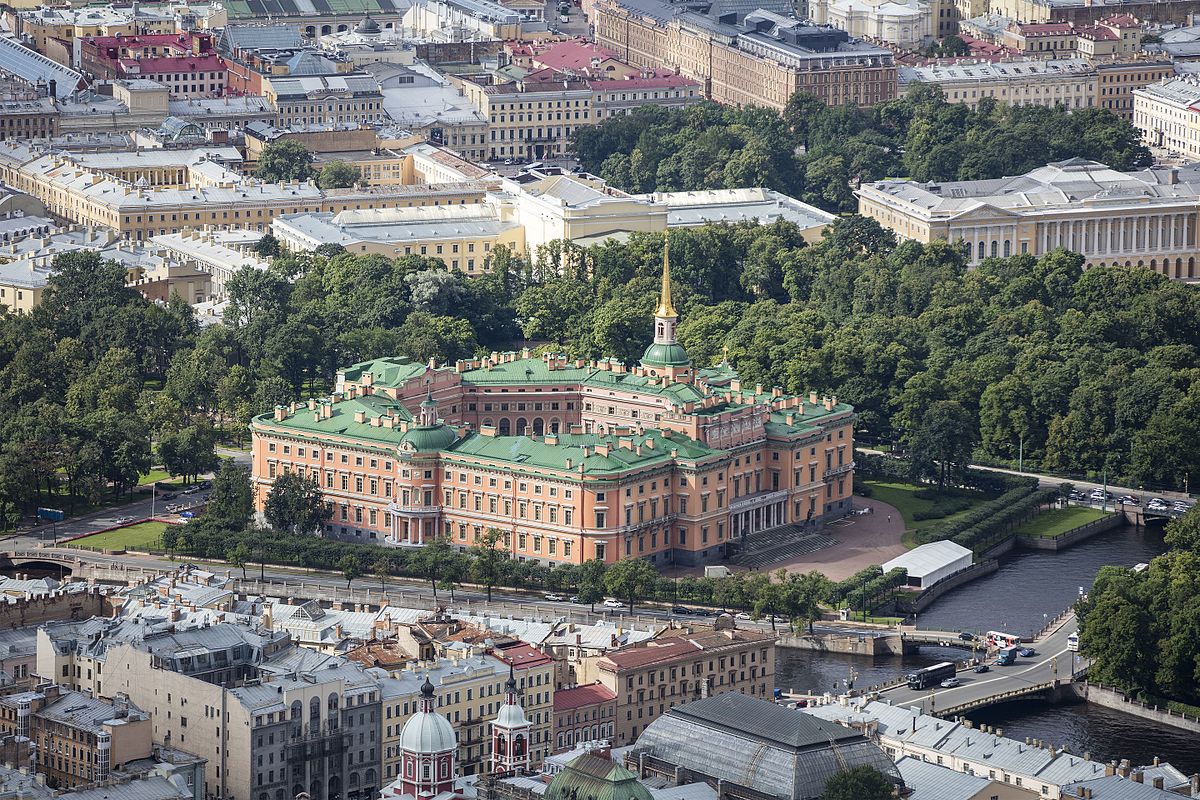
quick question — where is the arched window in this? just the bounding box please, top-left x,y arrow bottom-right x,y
656,322 -> 664,337
310,697 -> 321,721
1003,240 -> 1011,257
291,701 -> 302,720
533,418 -> 545,435
990,240 -> 998,258
499,419 -> 511,436
513,733 -> 526,757
422,762 -> 430,781
549,418 -> 561,433
328,694 -> 339,712
516,418 -> 528,436
977,241 -> 985,260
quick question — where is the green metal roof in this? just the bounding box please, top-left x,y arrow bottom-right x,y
221,0 -> 407,19
400,424 -> 459,453
250,394 -> 414,446
544,754 -> 654,800
444,430 -> 719,475
340,357 -> 429,389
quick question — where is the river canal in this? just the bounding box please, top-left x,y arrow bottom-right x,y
776,523 -> 1200,774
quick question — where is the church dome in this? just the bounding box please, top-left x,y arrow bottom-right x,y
495,671 -> 528,728
355,14 -> 381,33
641,341 -> 691,367
399,679 -> 457,754
398,423 -> 458,453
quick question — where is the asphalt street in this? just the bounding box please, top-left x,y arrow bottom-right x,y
879,617 -> 1084,714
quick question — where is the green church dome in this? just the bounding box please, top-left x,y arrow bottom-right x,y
641,341 -> 691,367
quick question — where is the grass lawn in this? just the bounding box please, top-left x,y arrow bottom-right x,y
138,469 -> 172,486
863,480 -> 991,539
1013,506 -> 1111,538
71,521 -> 170,552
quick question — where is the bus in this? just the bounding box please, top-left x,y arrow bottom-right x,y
995,646 -> 1018,666
986,631 -> 1021,650
906,662 -> 956,690
1067,633 -> 1079,652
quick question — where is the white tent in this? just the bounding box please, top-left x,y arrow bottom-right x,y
882,540 -> 973,589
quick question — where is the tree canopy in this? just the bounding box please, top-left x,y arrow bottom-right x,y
1078,507 -> 1200,705
254,140 -> 314,183
573,87 -> 1151,213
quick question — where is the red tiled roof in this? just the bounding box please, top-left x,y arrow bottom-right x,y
554,683 -> 617,712
1100,13 -> 1139,26
491,642 -> 553,670
599,638 -> 700,670
120,54 -> 226,74
1012,22 -> 1074,36
1077,25 -> 1118,40
533,39 -> 621,71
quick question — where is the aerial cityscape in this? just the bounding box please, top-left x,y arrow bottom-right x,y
0,0 -> 1196,797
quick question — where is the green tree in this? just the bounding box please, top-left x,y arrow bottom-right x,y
158,422 -> 219,484
227,541 -> 252,580
603,558 -> 657,613
439,551 -> 470,601
785,571 -> 831,634
339,553 -> 363,589
373,555 -> 393,591
206,459 -> 254,530
317,160 -> 362,189
821,766 -> 896,800
252,233 -> 282,258
255,140 -> 313,183
264,472 -> 329,534
470,528 -> 509,602
908,400 -> 976,489
415,537 -> 452,599
577,559 -> 607,612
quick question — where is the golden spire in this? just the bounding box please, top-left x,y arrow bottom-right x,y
655,235 -> 678,319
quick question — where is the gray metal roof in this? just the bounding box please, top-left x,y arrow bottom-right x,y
637,695 -> 903,800
0,36 -> 83,97
897,757 -> 990,800
671,693 -> 861,749
217,23 -> 307,54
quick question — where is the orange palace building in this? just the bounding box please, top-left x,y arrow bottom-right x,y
250,247 -> 855,567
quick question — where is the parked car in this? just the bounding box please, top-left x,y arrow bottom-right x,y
940,678 -> 961,688
692,609 -> 717,617
1018,647 -> 1037,657
735,612 -> 752,621
973,664 -> 990,674
543,593 -> 564,602
603,598 -> 623,609
671,606 -> 691,615
958,632 -> 975,641
569,595 -> 582,604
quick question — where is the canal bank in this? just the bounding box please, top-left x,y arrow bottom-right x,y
777,522 -> 1199,772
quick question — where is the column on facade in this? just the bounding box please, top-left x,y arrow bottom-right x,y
1185,215 -> 1191,248
1158,217 -> 1165,251
1040,222 -> 1049,254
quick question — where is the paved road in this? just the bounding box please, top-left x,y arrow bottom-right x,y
857,448 -> 1194,503
879,616 -> 1083,714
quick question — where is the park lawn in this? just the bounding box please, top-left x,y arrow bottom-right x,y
138,469 -> 172,486
71,521 -> 170,552
864,480 -> 991,539
1013,506 -> 1111,538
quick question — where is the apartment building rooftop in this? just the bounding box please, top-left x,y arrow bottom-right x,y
804,700 -> 1120,788
862,158 -> 1200,218
274,204 -> 517,247
635,187 -> 835,232
900,56 -> 1093,84
35,690 -> 149,732
598,628 -> 772,671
